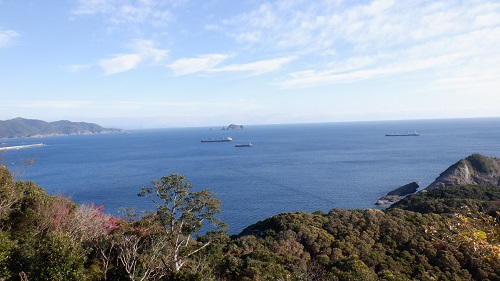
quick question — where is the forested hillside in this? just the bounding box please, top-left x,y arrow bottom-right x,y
1,162 -> 500,280
0,118 -> 123,139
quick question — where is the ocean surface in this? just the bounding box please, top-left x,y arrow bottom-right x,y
2,118 -> 500,234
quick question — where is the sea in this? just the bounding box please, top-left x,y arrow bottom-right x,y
2,118 -> 500,234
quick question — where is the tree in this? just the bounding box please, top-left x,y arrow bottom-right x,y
0,166 -> 18,223
114,223 -> 168,281
446,208 -> 500,260
138,174 -> 226,272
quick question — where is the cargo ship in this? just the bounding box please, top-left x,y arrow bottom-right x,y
235,142 -> 253,147
385,131 -> 420,136
201,137 -> 233,142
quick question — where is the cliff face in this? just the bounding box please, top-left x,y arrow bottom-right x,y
0,118 -> 123,139
426,154 -> 500,190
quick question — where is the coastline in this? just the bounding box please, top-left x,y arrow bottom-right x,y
1,143 -> 45,150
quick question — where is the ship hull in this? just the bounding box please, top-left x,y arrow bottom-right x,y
201,137 -> 233,142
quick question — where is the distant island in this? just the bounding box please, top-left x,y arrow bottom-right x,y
0,117 -> 123,139
222,124 -> 244,130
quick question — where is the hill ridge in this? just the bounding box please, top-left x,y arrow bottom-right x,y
426,153 -> 500,190
0,117 -> 123,139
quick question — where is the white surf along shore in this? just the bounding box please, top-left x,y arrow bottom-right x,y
1,143 -> 45,150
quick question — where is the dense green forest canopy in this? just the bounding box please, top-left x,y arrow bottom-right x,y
1,164 -> 500,280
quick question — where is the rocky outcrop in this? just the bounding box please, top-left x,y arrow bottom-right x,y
224,124 -> 244,130
0,118 -> 123,139
376,195 -> 403,206
387,182 -> 420,196
425,154 -> 500,190
376,182 -> 420,205
375,154 -> 500,205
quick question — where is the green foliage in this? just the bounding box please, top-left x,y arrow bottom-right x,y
138,174 -> 226,272
0,165 -> 13,187
0,230 -> 15,279
2,166 -> 500,280
1,166 -> 109,280
220,206 -> 500,280
466,153 -> 499,174
391,184 -> 500,215
0,165 -> 17,223
31,231 -> 89,281
139,174 -> 225,235
333,257 -> 378,281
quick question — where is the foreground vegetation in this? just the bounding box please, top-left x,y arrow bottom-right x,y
1,165 -> 500,280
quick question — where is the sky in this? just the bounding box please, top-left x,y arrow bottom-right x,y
1,0 -> 500,129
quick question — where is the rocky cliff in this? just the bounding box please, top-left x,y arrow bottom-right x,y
425,153 -> 500,190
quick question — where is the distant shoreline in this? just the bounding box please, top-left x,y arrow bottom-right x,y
0,117 -> 124,139
0,131 -> 123,140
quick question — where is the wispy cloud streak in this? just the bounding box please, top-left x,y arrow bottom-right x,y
168,55 -> 295,77
220,1 -> 500,88
99,39 -> 169,75
71,0 -> 176,26
209,57 -> 296,76
0,29 -> 20,47
168,54 -> 231,76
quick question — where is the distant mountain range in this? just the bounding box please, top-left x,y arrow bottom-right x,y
0,118 -> 123,139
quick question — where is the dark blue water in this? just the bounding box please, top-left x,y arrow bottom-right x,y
3,118 -> 500,234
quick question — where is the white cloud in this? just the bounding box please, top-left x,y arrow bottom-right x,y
99,53 -> 143,75
431,54 -> 500,96
71,0 -> 175,26
69,0 -> 500,93
98,39 -> 169,75
223,3 -> 277,31
0,29 -> 20,47
278,23 -> 500,89
168,54 -> 231,76
209,57 -> 296,76
217,1 -> 500,89
278,53 -> 459,88
129,39 -> 168,62
167,54 -> 295,77
221,1 -> 500,52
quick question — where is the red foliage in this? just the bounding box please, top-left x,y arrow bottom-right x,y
45,200 -> 122,241
434,241 -> 448,250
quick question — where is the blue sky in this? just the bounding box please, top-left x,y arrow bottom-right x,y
1,0 -> 499,128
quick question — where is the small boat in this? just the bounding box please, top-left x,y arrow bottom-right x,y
235,142 -> 253,147
201,137 -> 233,142
385,131 -> 420,137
